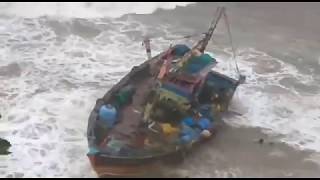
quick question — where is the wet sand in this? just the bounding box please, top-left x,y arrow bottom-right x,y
161,121 -> 320,177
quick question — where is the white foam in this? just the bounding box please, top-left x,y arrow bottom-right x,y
0,11 -> 197,176
213,47 -> 320,154
0,15 -> 155,177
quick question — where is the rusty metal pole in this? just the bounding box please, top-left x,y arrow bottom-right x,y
142,38 -> 152,60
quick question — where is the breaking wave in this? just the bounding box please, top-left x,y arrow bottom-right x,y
0,2 -> 194,18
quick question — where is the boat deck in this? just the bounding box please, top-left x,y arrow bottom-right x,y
108,76 -> 155,145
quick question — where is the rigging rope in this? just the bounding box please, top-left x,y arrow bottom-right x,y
222,9 -> 241,77
143,7 -> 244,82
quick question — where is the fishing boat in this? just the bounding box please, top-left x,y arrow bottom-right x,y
86,7 -> 245,177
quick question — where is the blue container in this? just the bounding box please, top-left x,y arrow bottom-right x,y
182,117 -> 196,127
173,44 -> 190,57
179,124 -> 201,144
197,118 -> 212,130
99,104 -> 117,127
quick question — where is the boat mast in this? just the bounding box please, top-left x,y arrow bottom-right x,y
199,7 -> 225,52
175,7 -> 225,69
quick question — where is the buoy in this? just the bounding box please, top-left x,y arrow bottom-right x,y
201,130 -> 212,138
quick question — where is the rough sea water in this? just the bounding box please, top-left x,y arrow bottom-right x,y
0,2 -> 320,178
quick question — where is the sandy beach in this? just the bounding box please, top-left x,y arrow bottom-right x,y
162,123 -> 320,177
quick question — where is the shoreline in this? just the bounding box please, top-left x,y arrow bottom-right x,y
160,121 -> 320,177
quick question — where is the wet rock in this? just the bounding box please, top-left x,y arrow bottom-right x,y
254,138 -> 264,145
0,138 -> 11,155
258,138 -> 264,144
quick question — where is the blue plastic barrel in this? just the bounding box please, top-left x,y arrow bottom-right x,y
99,104 -> 117,127
182,117 -> 196,127
197,118 -> 212,130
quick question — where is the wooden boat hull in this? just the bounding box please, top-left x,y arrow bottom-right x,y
86,59 -> 240,176
87,129 -> 220,177
88,154 -> 158,177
